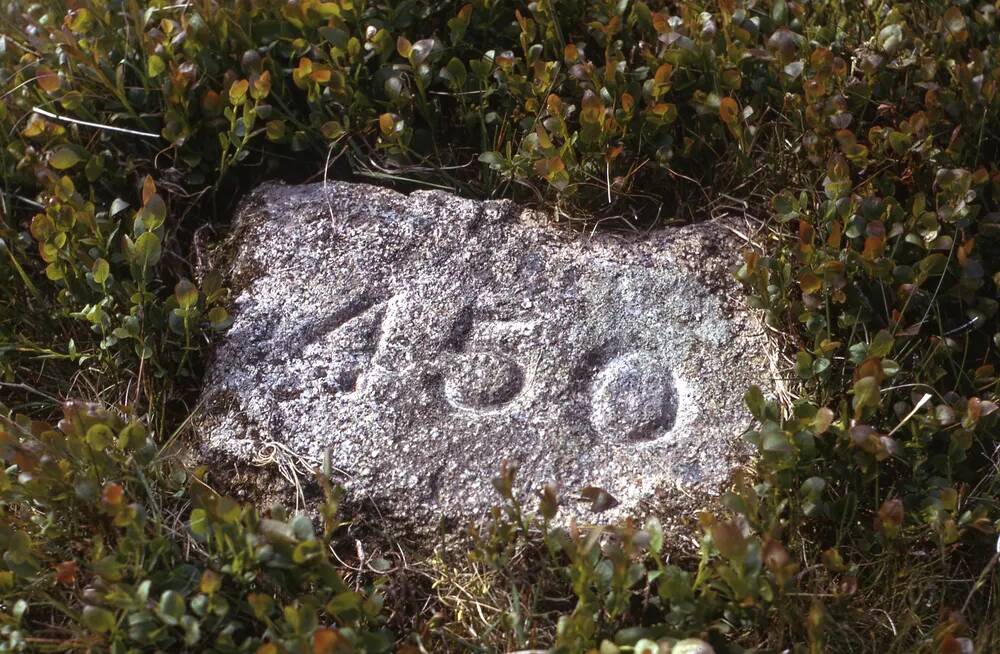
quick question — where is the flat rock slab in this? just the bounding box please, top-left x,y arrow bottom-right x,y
197,182 -> 768,528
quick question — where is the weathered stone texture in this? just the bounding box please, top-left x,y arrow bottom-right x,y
196,182 -> 768,527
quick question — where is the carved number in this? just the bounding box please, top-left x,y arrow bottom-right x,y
441,318 -> 532,413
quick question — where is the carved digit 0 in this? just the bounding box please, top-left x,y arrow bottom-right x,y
589,351 -> 677,442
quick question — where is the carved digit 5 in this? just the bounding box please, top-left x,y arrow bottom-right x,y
440,318 -> 533,414
444,351 -> 525,410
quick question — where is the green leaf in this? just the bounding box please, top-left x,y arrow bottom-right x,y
214,496 -> 241,523
888,131 -> 913,154
656,565 -> 693,603
771,0 -> 788,23
918,253 -> 948,277
7,531 -> 31,559
67,7 -> 94,32
133,232 -> 162,268
291,514 -> 315,540
877,23 -> 904,55
293,539 -> 322,563
772,191 -> 798,219
761,422 -> 792,453
262,119 -> 285,142
138,193 -> 167,231
158,590 -> 186,626
795,350 -> 814,379
110,198 -> 130,216
319,26 -> 348,48
189,508 -> 209,538
396,36 -> 412,58
444,57 -> 468,88
207,307 -> 232,330
852,376 -> 880,419
869,329 -> 894,358
247,593 -> 274,619
326,591 -> 361,617
82,605 -> 116,633
315,2 -> 340,18
50,146 -> 83,170
673,639 -> 714,654
645,517 -> 663,554
93,555 -> 123,581
92,258 -> 110,285
881,359 -> 900,377
321,120 -> 345,140
813,407 -> 834,433
45,262 -> 65,281
469,58 -> 492,78
228,79 -> 249,105
409,38 -> 437,65
174,279 -> 199,310
800,476 -> 826,497
136,580 -> 151,604
147,54 -> 166,78
848,341 -> 869,364
181,615 -> 201,646
85,424 -> 115,451
478,151 -> 504,167
744,385 -> 766,420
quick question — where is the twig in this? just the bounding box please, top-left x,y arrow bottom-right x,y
0,381 -> 60,403
886,393 -> 932,438
322,136 -> 348,226
31,106 -> 161,139
960,534 -> 1000,615
1,192 -> 45,210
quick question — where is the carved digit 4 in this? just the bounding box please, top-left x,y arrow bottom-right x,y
299,292 -> 391,394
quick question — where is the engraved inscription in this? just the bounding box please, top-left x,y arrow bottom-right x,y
589,352 -> 677,442
296,293 -> 679,438
443,352 -> 525,410
439,316 -> 534,413
297,292 -> 391,394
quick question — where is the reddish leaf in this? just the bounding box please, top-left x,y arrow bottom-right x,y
877,498 -> 904,528
102,482 -> 124,507
719,97 -> 740,124
36,66 -> 60,92
55,560 -> 77,585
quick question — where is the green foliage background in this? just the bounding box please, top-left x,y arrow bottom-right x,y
2,0 -> 1000,651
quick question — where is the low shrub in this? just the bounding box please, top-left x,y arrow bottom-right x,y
0,401 -> 392,652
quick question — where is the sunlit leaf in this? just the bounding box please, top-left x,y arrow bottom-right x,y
49,146 -> 83,170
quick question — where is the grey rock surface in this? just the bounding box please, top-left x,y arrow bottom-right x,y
196,181 -> 769,528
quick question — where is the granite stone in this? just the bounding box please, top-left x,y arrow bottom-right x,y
195,181 -> 769,528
